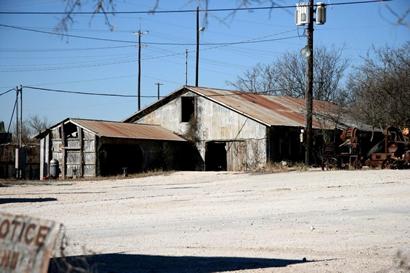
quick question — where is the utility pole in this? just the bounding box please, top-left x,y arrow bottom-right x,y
185,49 -> 188,86
19,85 -> 22,149
15,85 -> 23,179
155,82 -> 163,100
296,1 -> 326,165
15,87 -> 19,149
136,30 -> 148,111
305,0 -> 314,166
195,7 -> 206,87
137,31 -> 142,111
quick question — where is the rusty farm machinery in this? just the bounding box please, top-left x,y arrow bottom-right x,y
321,126 -> 409,170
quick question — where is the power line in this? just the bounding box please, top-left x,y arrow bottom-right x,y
0,24 -> 136,44
23,86 -> 141,98
0,23 -> 300,46
144,35 -> 301,46
22,74 -> 138,87
0,0 -> 391,15
22,85 -> 284,98
0,29 -> 300,73
0,52 -> 188,72
0,53 -> 187,72
0,59 -> 135,72
0,56 -> 134,67
0,29 -> 295,59
0,6 -> 295,15
142,29 -> 298,69
0,45 -> 134,53
326,0 -> 390,6
144,28 -> 296,55
0,88 -> 15,96
0,52 -> 135,62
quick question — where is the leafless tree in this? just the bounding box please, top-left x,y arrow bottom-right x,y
348,42 -> 410,128
27,115 -> 50,135
12,115 -> 50,144
229,46 -> 349,102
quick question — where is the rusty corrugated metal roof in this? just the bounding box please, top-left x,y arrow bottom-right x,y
187,86 -> 340,129
124,85 -> 372,131
70,119 -> 186,141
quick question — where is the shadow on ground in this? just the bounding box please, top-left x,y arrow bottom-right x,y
48,253 -> 310,273
0,197 -> 57,204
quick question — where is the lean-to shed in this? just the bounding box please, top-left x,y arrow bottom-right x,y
36,118 -> 190,179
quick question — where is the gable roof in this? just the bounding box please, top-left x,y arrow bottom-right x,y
36,118 -> 186,142
125,86 -> 370,130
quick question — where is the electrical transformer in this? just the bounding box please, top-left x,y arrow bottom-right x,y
316,2 -> 327,25
295,3 -> 310,26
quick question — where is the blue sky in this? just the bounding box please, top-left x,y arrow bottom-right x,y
0,0 -> 409,127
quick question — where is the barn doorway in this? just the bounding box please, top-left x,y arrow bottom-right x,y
205,142 -> 227,171
99,144 -> 143,176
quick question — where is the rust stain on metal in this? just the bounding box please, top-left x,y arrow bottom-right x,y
239,93 -> 308,126
0,212 -> 61,273
71,119 -> 186,142
191,87 -> 336,129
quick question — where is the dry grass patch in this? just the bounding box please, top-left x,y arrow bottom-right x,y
255,161 -> 309,173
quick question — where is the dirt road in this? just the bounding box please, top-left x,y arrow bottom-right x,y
1,170 -> 409,272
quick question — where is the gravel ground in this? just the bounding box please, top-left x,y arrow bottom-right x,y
1,170 -> 410,273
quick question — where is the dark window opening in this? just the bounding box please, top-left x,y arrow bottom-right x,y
181,97 -> 195,122
205,142 -> 227,171
63,123 -> 78,138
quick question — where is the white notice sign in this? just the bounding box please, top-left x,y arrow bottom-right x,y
0,212 -> 61,273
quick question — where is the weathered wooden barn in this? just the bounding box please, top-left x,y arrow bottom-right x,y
125,86 -> 368,171
36,118 -> 193,179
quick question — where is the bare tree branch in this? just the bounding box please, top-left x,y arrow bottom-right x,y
57,0 -> 116,33
58,0 -> 290,32
385,4 -> 410,28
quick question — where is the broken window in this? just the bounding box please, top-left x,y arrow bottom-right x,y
64,123 -> 78,138
181,96 -> 195,122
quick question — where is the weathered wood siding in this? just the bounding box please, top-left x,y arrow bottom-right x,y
41,124 -> 97,179
136,92 -> 267,171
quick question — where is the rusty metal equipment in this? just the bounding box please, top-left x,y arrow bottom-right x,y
366,126 -> 410,169
321,143 -> 337,170
321,126 -> 409,170
338,127 -> 362,169
322,127 -> 363,170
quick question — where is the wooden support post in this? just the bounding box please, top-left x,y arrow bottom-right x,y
40,138 -> 44,180
79,128 -> 84,177
94,136 -> 98,177
61,123 -> 66,179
